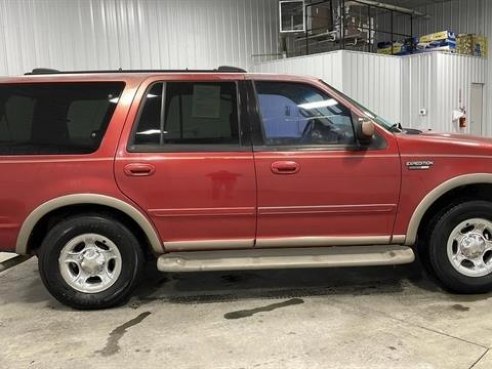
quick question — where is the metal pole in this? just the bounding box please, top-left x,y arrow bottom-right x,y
410,14 -> 413,37
390,10 -> 394,55
368,5 -> 371,52
305,2 -> 309,55
340,0 -> 345,50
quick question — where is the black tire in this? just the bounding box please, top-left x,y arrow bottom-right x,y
427,200 -> 492,294
38,214 -> 144,309
417,201 -> 457,277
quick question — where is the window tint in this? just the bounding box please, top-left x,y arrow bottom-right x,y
255,82 -> 355,147
0,82 -> 124,155
133,83 -> 163,146
132,82 -> 240,150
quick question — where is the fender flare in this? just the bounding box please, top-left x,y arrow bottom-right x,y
16,194 -> 164,254
405,173 -> 492,245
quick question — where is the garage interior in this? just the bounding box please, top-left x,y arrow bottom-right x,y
1,0 -> 492,368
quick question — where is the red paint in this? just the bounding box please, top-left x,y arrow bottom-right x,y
1,72 -> 492,253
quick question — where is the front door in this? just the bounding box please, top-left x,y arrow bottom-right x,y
115,76 -> 256,251
248,78 -> 401,247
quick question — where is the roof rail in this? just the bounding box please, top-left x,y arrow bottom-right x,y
26,68 -> 61,75
217,65 -> 247,73
25,66 -> 247,75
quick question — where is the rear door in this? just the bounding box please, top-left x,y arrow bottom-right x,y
115,75 -> 257,251
248,78 -> 401,247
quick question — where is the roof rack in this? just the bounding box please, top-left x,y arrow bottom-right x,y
25,65 -> 247,75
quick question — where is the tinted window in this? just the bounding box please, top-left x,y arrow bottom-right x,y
0,83 -> 124,155
133,83 -> 163,146
132,82 -> 240,150
255,82 -> 355,146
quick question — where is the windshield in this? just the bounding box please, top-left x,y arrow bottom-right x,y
320,81 -> 399,131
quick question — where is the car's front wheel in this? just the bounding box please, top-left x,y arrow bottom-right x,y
38,214 -> 144,309
427,200 -> 492,293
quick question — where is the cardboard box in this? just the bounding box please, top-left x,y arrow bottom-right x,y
420,30 -> 456,43
457,34 -> 474,55
417,45 -> 456,53
377,42 -> 404,55
457,34 -> 488,57
377,38 -> 417,56
473,35 -> 488,57
417,37 -> 456,52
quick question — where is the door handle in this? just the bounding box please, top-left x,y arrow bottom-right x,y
271,161 -> 300,174
124,163 -> 156,177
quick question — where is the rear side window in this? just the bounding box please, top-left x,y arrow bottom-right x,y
0,82 -> 124,155
130,81 -> 240,151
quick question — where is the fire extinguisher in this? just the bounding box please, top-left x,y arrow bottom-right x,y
459,115 -> 467,128
459,89 -> 467,128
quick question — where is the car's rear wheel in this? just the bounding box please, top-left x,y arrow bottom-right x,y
427,200 -> 492,293
38,214 -> 144,309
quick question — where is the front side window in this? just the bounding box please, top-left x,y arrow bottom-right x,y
131,81 -> 240,151
255,81 -> 355,147
321,81 -> 399,132
0,82 -> 124,155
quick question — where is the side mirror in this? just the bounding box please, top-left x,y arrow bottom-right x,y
356,118 -> 375,145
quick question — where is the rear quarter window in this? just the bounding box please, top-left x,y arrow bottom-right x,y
0,82 -> 125,155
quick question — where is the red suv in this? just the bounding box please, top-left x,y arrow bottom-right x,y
1,67 -> 492,309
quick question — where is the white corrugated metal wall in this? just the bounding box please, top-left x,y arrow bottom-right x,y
434,53 -> 488,133
251,50 -> 402,124
253,49 -> 487,133
341,51 -> 401,124
395,0 -> 491,134
1,0 -> 489,135
0,0 -> 279,75
400,53 -> 434,130
252,0 -> 491,135
250,51 -> 344,89
401,53 -> 487,133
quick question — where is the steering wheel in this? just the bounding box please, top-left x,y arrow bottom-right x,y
300,120 -> 315,143
301,120 -> 339,144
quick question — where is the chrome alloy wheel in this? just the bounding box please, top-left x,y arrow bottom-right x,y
58,233 -> 122,293
447,218 -> 492,278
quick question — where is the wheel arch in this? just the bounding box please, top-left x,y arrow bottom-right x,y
16,194 -> 164,255
406,173 -> 492,245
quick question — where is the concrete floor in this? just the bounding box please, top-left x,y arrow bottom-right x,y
1,257 -> 492,369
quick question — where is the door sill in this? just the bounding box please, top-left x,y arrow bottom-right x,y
157,245 -> 415,272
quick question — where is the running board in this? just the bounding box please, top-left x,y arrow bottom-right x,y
157,245 -> 415,272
